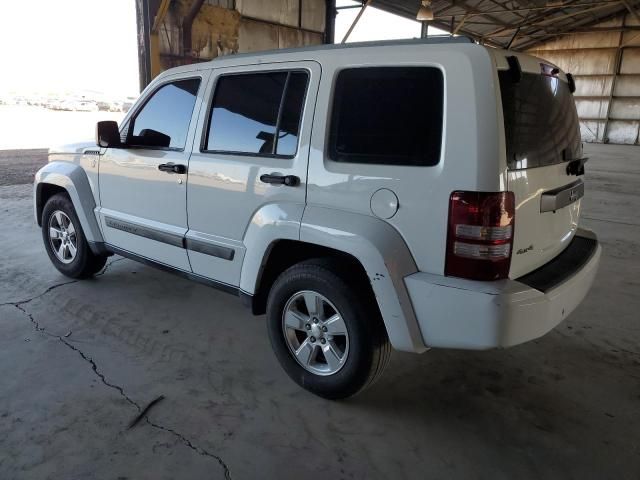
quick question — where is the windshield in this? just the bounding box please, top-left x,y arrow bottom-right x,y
499,70 -> 581,170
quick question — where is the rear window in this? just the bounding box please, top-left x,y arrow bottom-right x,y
499,70 -> 581,170
329,67 -> 444,166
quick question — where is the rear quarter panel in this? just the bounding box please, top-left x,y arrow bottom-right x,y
306,44 -> 503,275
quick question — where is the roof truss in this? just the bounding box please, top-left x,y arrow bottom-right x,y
368,0 -> 639,49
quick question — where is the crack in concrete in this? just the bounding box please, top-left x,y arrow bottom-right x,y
0,257 -> 125,308
145,418 -> 232,480
58,334 -> 140,410
8,259 -> 232,479
0,279 -> 78,308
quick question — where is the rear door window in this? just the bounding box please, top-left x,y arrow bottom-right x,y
205,71 -> 309,157
329,67 -> 444,166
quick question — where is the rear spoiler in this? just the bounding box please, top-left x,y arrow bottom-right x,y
566,73 -> 576,93
506,56 -> 522,83
505,55 -> 577,94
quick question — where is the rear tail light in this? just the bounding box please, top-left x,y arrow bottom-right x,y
445,191 -> 515,281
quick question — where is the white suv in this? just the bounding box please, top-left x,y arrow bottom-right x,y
34,38 -> 600,399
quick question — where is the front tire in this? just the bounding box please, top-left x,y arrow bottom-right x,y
41,193 -> 107,279
266,259 -> 391,399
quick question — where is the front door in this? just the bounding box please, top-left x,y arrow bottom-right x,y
185,62 -> 320,286
98,74 -> 208,270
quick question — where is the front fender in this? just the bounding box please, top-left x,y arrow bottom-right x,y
300,207 -> 426,353
34,162 -> 104,247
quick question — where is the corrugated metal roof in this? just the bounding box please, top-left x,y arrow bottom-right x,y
368,0 -> 635,50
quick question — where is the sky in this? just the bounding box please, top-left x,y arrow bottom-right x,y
0,0 -> 139,98
0,0 -> 444,98
336,0 -> 421,42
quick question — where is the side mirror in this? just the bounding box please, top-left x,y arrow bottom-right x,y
96,120 -> 121,148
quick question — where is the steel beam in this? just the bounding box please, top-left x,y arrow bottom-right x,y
434,1 -> 622,19
325,0 -> 336,43
421,21 -> 429,38
341,0 -> 372,43
603,16 -> 626,143
182,0 -> 205,56
621,0 -> 640,23
136,0 -> 152,91
510,3 -> 626,50
151,0 -> 172,33
485,1 -> 621,41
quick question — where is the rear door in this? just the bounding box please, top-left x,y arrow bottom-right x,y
498,55 -> 585,278
185,62 -> 319,286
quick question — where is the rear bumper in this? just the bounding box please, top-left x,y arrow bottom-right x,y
404,229 -> 601,350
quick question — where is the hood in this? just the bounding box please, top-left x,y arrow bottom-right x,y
48,140 -> 99,156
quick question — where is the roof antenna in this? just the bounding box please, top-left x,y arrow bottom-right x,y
506,13 -> 529,50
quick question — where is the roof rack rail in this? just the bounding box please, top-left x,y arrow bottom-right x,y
209,36 -> 476,63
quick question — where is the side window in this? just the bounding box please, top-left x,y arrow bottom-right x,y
128,78 -> 201,149
329,67 -> 444,166
205,71 -> 309,157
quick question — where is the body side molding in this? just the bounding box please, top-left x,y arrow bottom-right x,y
103,215 -> 236,261
184,237 -> 235,261
105,216 -> 184,248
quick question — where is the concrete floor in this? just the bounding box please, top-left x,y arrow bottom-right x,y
1,143 -> 639,479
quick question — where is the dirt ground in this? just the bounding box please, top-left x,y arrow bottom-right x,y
0,149 -> 48,186
0,143 -> 639,479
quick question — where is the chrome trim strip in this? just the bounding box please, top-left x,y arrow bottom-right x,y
540,179 -> 584,213
104,216 -> 184,248
184,238 -> 235,261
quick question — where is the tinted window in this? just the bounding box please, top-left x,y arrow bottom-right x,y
206,71 -> 308,156
330,67 -> 443,166
129,79 -> 200,149
276,73 -> 308,156
499,71 -> 581,170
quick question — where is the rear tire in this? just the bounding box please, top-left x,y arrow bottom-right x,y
41,193 -> 107,279
266,258 -> 391,400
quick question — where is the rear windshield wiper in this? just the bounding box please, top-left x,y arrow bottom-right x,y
566,157 -> 588,176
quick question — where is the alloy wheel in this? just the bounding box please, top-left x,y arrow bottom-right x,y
282,290 -> 349,376
48,210 -> 78,264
